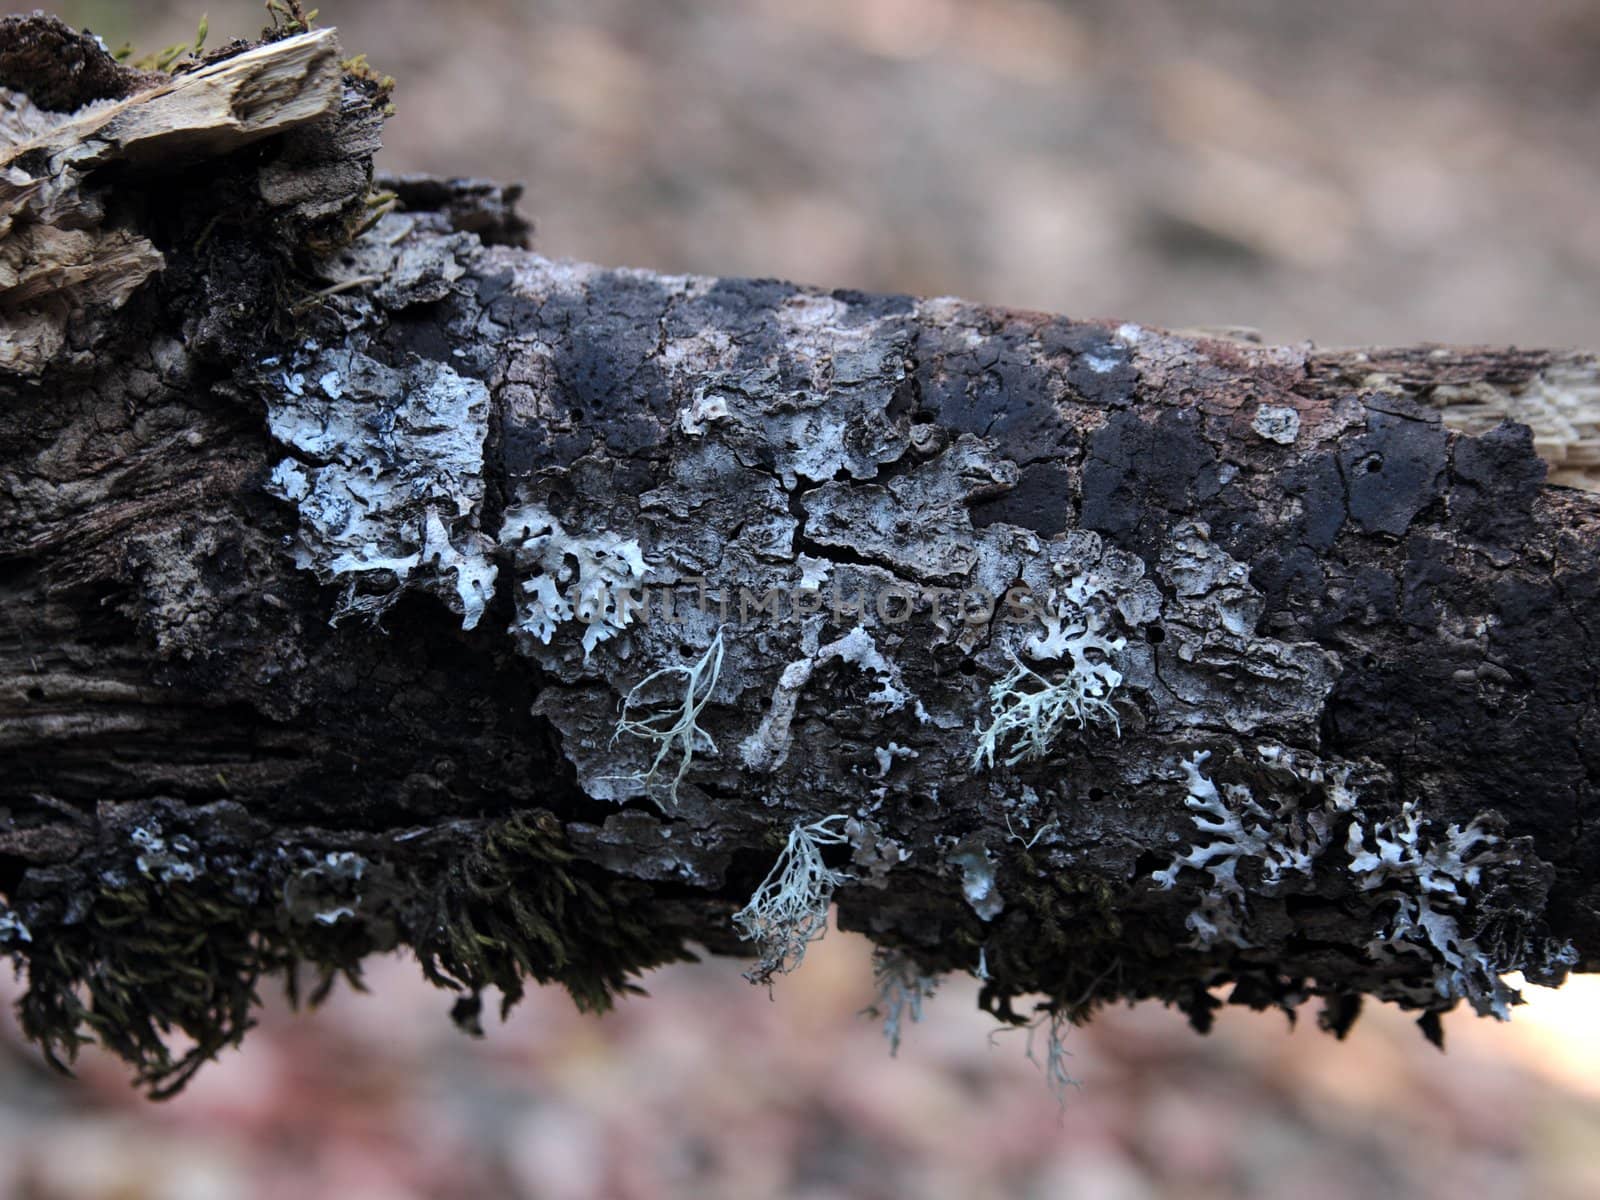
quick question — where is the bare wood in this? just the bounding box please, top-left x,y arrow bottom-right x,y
0,27 -> 342,377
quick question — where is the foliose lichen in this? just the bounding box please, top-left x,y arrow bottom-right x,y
264,346 -> 497,628
1151,750 -> 1332,948
500,501 -> 649,659
1346,803 -> 1575,1019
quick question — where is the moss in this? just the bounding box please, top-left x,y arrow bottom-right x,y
264,0 -> 320,37
341,52 -> 396,98
975,856 -> 1132,1026
870,847 -> 1233,1038
410,811 -> 695,1023
16,866 -> 370,1099
8,810 -> 691,1098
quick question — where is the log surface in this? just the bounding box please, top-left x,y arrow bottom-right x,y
1,18 -> 1597,1093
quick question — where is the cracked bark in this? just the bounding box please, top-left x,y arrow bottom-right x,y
3,18 -> 1599,1095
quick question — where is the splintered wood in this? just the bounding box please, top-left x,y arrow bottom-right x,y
0,29 -> 342,376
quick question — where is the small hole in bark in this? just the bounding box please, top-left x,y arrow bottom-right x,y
26,686 -> 45,702
1145,625 -> 1165,644
958,659 -> 977,676
1364,456 -> 1383,473
678,643 -> 695,658
1088,787 -> 1106,802
1133,850 -> 1169,877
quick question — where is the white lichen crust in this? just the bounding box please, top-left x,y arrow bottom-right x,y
501,501 -> 649,659
265,347 -> 496,629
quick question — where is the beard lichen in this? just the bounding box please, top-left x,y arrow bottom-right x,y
732,814 -> 854,984
609,626 -> 726,809
970,651 -> 1122,771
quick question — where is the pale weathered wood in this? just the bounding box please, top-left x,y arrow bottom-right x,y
0,27 -> 341,376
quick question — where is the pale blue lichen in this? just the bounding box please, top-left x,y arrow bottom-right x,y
948,833 -> 1004,922
971,651 -> 1121,770
500,502 -> 648,659
264,351 -> 496,629
283,850 -> 369,928
742,624 -> 929,773
131,824 -> 202,885
733,814 -> 853,982
1151,750 -> 1332,948
610,626 -> 726,809
1029,1010 -> 1081,1104
1345,804 -> 1534,1019
867,947 -> 939,1056
0,903 -> 30,947
971,554 -> 1127,770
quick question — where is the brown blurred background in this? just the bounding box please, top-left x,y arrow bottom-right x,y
6,1 -> 1600,1196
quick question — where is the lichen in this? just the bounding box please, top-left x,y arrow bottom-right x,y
0,903 -> 30,947
284,850 -> 369,927
610,626 -> 726,808
1345,803 -> 1563,1019
500,501 -> 649,659
866,946 -> 939,1056
971,650 -> 1121,770
1151,750 -> 1330,948
971,545 -> 1128,769
732,814 -> 853,984
947,834 -> 1005,921
131,822 -> 203,885
1251,404 -> 1301,444
742,623 -> 929,773
1026,1009 -> 1080,1104
264,348 -> 496,629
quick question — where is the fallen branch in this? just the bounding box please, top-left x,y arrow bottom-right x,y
2,16 -> 1597,1095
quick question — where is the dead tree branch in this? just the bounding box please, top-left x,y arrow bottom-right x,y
2,18 -> 1597,1094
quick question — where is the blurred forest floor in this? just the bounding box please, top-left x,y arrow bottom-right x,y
2,934 -> 1599,1199
8,1 -> 1600,1196
45,0 -> 1600,347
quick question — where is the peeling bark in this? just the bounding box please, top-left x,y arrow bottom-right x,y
2,19 -> 1598,1095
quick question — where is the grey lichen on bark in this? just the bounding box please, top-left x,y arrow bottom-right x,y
2,16 -> 1598,1095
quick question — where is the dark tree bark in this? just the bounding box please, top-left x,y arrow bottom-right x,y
2,18 -> 1597,1095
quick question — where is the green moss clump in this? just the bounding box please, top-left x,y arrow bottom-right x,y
15,866 -> 369,1099
412,811 -> 695,1022
916,848 -> 1227,1036
7,809 -> 691,1098
974,855 -> 1131,1026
